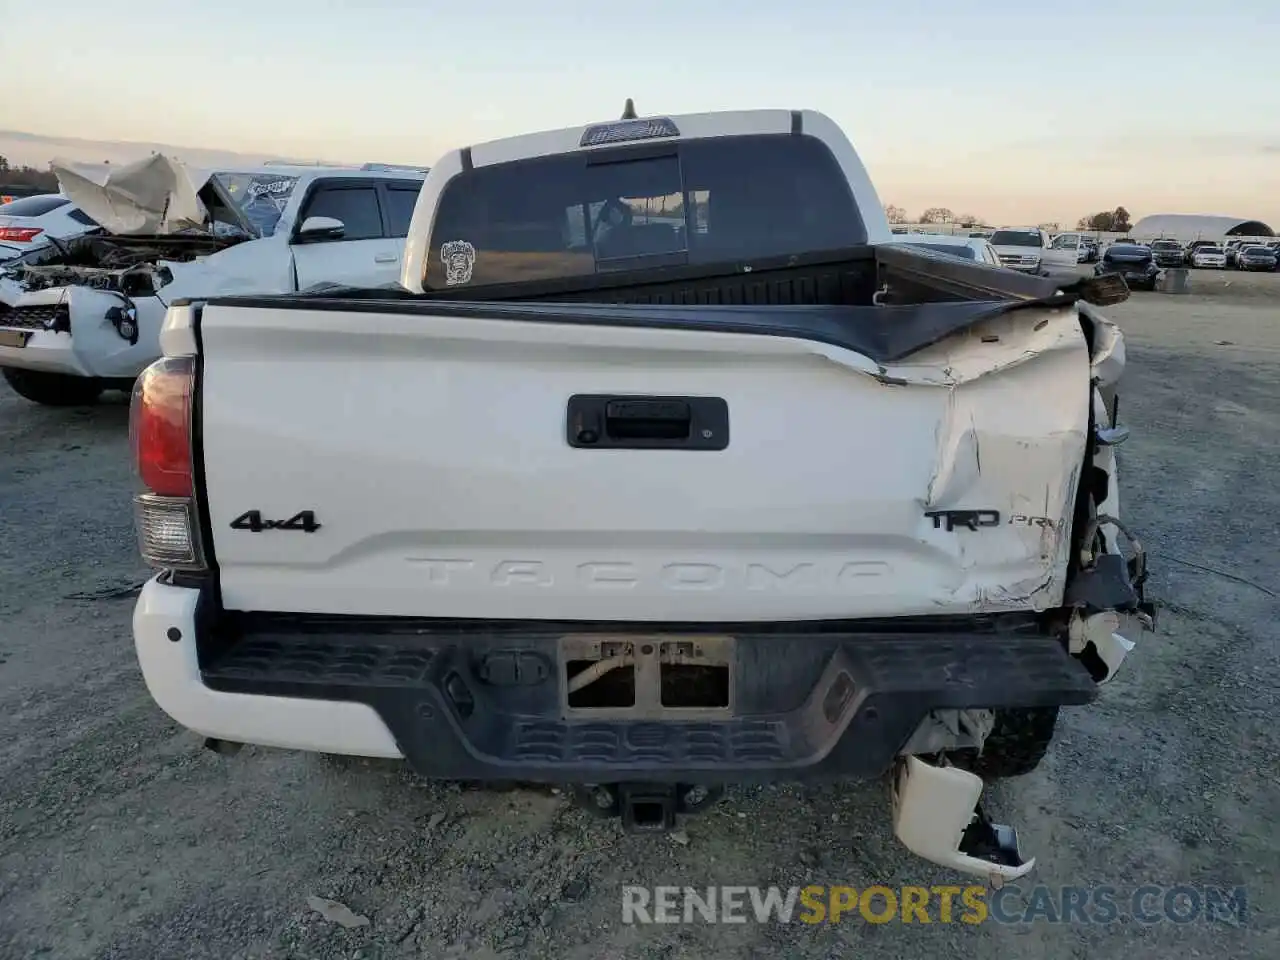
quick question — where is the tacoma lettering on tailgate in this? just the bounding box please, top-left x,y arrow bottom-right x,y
404,558 -> 893,590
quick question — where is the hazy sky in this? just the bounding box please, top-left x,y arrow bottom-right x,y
3,0 -> 1277,225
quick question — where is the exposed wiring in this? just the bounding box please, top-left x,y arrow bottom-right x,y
1155,554 -> 1277,599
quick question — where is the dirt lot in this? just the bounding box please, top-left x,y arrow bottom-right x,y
1,269 -> 1277,959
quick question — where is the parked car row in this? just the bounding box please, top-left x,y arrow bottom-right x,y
1165,238 -> 1279,270
1222,238 -> 1280,270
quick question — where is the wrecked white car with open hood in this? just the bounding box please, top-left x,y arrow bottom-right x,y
0,154 -> 425,405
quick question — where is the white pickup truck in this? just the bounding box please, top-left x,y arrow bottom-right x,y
0,156 -> 425,406
128,107 -> 1155,881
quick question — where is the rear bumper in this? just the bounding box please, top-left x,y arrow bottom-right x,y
135,579 -> 1099,782
1096,266 -> 1160,284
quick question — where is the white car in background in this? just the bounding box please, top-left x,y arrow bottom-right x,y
1190,245 -> 1227,268
0,154 -> 425,406
0,194 -> 100,261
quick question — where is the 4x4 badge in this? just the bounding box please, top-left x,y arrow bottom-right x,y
229,510 -> 321,533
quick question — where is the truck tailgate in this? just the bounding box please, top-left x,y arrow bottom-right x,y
197,300 -> 1092,621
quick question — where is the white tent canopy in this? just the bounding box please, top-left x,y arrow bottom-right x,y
1132,214 -> 1274,243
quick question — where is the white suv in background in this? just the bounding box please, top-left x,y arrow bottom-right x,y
1190,245 -> 1227,268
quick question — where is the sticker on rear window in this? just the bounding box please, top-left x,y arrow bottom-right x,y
440,240 -> 476,286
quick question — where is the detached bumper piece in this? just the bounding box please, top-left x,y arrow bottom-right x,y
200,619 -> 1098,784
893,756 -> 1035,884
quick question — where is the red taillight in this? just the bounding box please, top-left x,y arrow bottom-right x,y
130,357 -> 195,497
0,226 -> 43,243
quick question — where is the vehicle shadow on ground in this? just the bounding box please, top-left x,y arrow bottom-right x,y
1,387 -> 131,454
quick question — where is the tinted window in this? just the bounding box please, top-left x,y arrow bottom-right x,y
300,186 -> 383,241
66,208 -> 99,226
989,230 -> 1042,247
425,134 -> 864,289
0,195 -> 70,217
384,184 -> 421,237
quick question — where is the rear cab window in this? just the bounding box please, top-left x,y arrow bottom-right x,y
384,183 -> 422,237
424,134 -> 865,290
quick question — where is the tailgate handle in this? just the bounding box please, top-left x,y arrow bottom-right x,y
567,395 -> 729,450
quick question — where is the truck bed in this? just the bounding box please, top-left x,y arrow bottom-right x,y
275,245 -> 1079,365
302,243 -> 1065,307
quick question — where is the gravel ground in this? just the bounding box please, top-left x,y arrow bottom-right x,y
1,269 -> 1277,959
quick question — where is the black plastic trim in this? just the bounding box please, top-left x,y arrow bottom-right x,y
178,303 -> 220,596
202,292 -> 1063,367
206,247 -> 1072,367
790,110 -> 803,135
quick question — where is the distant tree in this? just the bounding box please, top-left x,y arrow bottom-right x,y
1076,207 -> 1133,233
919,207 -> 955,224
956,213 -> 984,228
884,204 -> 908,224
0,155 -> 58,191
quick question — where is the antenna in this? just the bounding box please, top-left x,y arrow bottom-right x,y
621,98 -> 638,120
